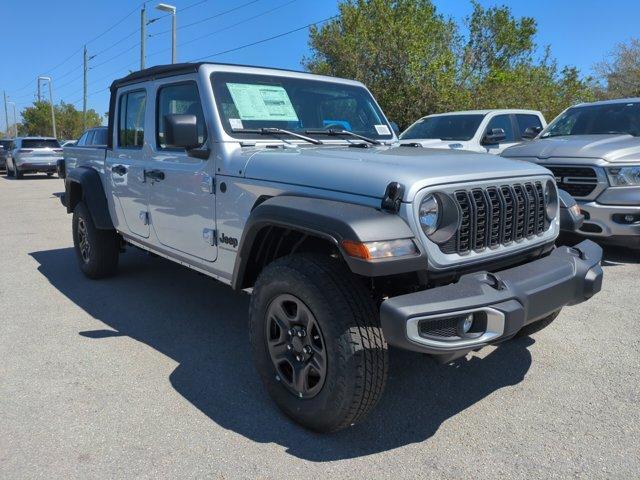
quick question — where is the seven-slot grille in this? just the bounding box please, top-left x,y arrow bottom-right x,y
439,181 -> 549,255
546,165 -> 598,197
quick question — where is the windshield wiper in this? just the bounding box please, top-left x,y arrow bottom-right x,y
233,127 -> 323,145
304,128 -> 381,145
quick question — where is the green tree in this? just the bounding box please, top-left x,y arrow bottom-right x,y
19,101 -> 102,139
595,37 -> 640,99
304,0 -> 461,128
305,0 -> 595,127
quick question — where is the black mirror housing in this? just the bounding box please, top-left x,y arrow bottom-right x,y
483,127 -> 507,145
522,125 -> 542,139
164,114 -> 200,149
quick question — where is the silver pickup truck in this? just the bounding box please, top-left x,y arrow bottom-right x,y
503,98 -> 640,249
60,62 -> 603,432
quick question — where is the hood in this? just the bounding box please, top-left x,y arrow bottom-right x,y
502,134 -> 640,163
242,145 -> 549,202
398,139 -> 470,150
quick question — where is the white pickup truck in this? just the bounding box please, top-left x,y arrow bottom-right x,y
399,109 -> 546,154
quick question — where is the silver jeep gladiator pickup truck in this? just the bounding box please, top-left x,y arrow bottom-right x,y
503,98 -> 640,249
61,62 -> 603,432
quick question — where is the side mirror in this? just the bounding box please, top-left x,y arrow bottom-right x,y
522,126 -> 542,139
389,121 -> 400,136
483,128 -> 507,145
164,114 -> 200,149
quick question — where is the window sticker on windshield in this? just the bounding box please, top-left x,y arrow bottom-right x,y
374,124 -> 391,135
229,118 -> 243,130
226,83 -> 299,122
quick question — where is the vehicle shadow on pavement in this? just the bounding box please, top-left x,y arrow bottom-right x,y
601,246 -> 640,265
31,247 -> 534,461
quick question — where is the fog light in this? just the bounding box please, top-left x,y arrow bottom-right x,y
459,314 -> 474,335
624,214 -> 637,223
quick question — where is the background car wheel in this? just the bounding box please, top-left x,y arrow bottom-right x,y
249,253 -> 388,433
72,201 -> 120,279
46,172 -> 54,177
5,164 -> 13,177
14,166 -> 22,179
514,309 -> 561,338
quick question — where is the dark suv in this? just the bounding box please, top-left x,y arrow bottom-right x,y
0,139 -> 12,171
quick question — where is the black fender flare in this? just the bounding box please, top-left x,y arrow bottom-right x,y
65,166 -> 114,230
231,195 -> 426,289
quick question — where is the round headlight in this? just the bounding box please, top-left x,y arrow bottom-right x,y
544,180 -> 558,220
419,194 -> 440,235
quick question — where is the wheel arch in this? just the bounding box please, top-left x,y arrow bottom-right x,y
231,195 -> 424,290
65,167 -> 114,230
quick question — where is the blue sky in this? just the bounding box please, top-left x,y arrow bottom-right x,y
1,0 -> 639,131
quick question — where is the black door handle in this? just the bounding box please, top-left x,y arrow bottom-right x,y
112,164 -> 128,175
144,169 -> 165,181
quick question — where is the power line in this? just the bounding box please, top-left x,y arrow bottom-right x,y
150,0 -> 261,37
146,0 -> 298,60
192,14 -> 338,61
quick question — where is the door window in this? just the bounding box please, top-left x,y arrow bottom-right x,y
485,114 -> 515,142
515,114 -> 543,138
156,82 -> 207,149
76,132 -> 88,146
118,90 -> 146,148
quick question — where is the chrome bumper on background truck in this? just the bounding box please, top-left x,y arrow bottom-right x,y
380,240 -> 603,361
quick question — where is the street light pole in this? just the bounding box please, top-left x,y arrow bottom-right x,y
38,76 -> 56,139
156,3 -> 177,64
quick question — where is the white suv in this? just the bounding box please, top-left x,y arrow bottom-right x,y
399,109 -> 546,154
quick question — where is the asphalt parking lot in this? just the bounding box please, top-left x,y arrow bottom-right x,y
1,174 -> 639,479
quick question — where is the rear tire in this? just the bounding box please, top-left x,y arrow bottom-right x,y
14,165 -> 22,179
249,254 -> 388,433
514,309 -> 561,338
72,202 -> 120,279
5,163 -> 12,177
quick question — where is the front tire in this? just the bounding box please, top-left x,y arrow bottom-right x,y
72,202 -> 120,279
249,254 -> 388,433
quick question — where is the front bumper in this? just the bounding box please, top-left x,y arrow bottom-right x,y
576,200 -> 640,247
380,240 -> 603,360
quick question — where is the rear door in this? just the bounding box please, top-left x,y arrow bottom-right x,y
106,88 -> 150,238
146,79 -> 217,261
482,114 -> 519,154
515,113 -> 545,141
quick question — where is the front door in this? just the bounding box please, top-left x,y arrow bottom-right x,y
106,88 -> 150,238
147,80 -> 217,262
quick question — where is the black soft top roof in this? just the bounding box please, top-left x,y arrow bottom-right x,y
109,62 -> 309,91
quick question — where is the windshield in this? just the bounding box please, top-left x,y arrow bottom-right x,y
211,72 -> 393,141
0,140 -> 11,149
542,102 -> 640,137
400,114 -> 485,141
22,139 -> 60,148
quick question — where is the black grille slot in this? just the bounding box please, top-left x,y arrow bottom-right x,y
440,181 -> 549,255
546,165 -> 598,197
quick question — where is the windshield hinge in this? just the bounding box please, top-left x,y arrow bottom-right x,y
381,182 -> 404,213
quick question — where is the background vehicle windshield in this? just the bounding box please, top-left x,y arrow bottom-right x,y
22,139 -> 60,148
543,101 -> 640,137
211,72 -> 393,140
400,114 -> 485,141
0,140 -> 11,149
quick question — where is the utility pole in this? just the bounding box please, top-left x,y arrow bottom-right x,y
140,4 -> 146,70
37,79 -> 41,102
8,102 -> 17,137
3,91 -> 8,137
83,45 -> 88,130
